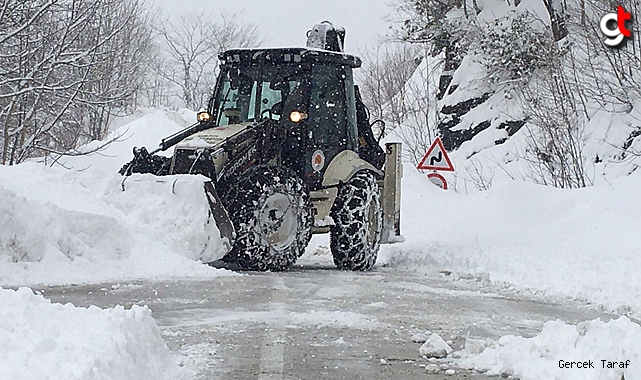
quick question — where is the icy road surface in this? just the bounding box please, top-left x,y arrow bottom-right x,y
35,251 -> 613,380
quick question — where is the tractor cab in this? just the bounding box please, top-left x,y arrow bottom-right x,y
206,47 -> 374,190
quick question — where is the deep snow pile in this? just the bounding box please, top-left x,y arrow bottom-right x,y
379,164 -> 641,317
0,287 -> 185,380
0,108 -> 232,286
458,317 -> 640,380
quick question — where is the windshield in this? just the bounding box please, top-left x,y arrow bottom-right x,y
212,65 -> 309,126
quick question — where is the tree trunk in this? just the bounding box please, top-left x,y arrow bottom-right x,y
543,0 -> 568,41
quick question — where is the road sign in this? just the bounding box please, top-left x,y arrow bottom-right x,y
427,172 -> 448,190
417,138 -> 454,171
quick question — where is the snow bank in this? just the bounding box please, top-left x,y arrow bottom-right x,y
0,183 -> 130,264
0,108 -> 232,286
380,164 -> 641,316
458,316 -> 641,380
0,287 -> 185,380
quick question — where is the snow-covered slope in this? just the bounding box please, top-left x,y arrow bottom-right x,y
0,108 -> 233,286
392,0 -> 641,191
380,164 -> 641,317
379,0 -> 641,319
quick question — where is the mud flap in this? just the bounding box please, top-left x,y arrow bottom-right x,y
381,142 -> 404,244
204,181 -> 235,252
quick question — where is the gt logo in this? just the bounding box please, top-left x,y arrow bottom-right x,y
600,6 -> 632,47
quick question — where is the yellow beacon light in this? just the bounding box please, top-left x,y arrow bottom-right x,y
289,111 -> 307,123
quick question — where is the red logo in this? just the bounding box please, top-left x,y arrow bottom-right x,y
600,6 -> 633,47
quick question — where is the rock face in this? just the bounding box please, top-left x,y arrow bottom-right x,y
419,333 -> 453,358
435,36 -> 525,153
430,0 -> 567,153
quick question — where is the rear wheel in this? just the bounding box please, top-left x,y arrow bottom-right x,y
222,165 -> 313,271
330,171 -> 382,271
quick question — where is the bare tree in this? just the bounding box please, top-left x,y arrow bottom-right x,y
359,41 -> 442,165
0,0 -> 154,164
359,42 -> 420,136
155,11 -> 262,110
542,0 -> 568,41
519,63 -> 589,189
394,54 -> 443,165
76,0 -> 155,141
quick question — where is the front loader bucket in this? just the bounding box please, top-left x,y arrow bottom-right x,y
115,174 -> 234,262
203,181 -> 235,250
381,142 -> 404,244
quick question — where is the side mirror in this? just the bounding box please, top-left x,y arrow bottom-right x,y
370,119 -> 386,143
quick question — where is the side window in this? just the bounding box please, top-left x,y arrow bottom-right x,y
259,83 -> 283,119
309,65 -> 348,147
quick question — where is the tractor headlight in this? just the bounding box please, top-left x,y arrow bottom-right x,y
197,111 -> 211,123
289,111 -> 308,123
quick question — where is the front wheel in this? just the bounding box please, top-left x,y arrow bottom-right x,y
330,172 -> 382,271
221,165 -> 313,271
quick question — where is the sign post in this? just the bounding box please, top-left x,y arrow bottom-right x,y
417,138 -> 454,189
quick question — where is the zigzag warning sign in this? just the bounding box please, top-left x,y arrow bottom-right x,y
417,137 -> 454,171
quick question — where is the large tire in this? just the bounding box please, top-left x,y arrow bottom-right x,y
222,165 -> 313,271
330,171 -> 382,271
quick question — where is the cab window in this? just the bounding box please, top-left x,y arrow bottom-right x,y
309,65 -> 348,147
213,66 -> 307,126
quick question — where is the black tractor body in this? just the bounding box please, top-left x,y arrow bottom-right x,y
120,22 -> 402,271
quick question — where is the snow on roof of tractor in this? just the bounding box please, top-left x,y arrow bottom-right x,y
219,47 -> 361,69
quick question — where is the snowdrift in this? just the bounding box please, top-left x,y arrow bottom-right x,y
0,182 -> 130,263
103,173 -> 228,263
458,316 -> 641,380
0,108 -> 232,286
383,164 -> 641,379
380,164 -> 641,317
0,287 -> 185,380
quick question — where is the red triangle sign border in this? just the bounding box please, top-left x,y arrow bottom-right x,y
417,137 -> 455,171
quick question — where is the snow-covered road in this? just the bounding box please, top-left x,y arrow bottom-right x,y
35,251 -> 613,379
3,109 -> 640,379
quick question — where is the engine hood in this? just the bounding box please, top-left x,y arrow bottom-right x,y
175,122 -> 252,150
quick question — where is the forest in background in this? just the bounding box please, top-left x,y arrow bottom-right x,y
3,0 -> 641,190
0,0 -> 260,164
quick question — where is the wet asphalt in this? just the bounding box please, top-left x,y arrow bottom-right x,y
34,252 -> 615,380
